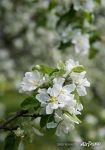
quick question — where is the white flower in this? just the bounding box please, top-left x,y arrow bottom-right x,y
36,78 -> 75,114
19,71 -> 44,93
75,103 -> 83,115
72,0 -> 82,11
54,107 -> 82,136
55,113 -> 74,136
70,71 -> 90,96
84,0 -> 95,12
72,0 -> 95,12
65,59 -> 79,75
14,127 -> 24,138
72,32 -> 90,55
67,102 -> 83,115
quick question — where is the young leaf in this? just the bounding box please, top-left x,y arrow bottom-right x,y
45,128 -> 56,136
51,69 -> 65,79
21,97 -> 39,110
4,133 -> 20,150
63,110 -> 81,124
72,65 -> 85,73
32,65 -> 57,75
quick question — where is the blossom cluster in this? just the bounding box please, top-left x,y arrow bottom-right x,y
19,59 -> 90,136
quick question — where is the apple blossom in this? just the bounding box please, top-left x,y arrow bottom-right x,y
72,32 -> 90,55
72,0 -> 95,12
19,71 -> 45,93
70,71 -> 90,96
17,59 -> 90,136
36,78 -> 75,114
54,111 -> 75,136
65,59 -> 79,73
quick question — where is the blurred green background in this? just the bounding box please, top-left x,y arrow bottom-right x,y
0,0 -> 105,150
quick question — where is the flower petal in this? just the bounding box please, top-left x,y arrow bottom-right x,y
53,78 -> 65,86
47,86 -> 60,97
47,122 -> 57,128
63,84 -> 76,93
46,104 -> 53,114
82,78 -> 90,87
36,92 -> 49,104
77,85 -> 87,96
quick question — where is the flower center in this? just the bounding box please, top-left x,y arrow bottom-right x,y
50,96 -> 58,103
32,80 -> 39,86
60,89 -> 65,94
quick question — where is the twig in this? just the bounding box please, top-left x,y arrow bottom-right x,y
0,110 -> 28,131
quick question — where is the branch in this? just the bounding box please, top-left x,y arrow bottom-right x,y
0,110 -> 28,131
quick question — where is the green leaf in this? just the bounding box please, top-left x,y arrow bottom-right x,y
95,0 -> 101,4
84,12 -> 93,23
51,69 -> 65,79
90,33 -> 100,44
21,97 -> 39,110
56,4 -> 76,27
32,65 -> 57,75
40,114 -> 54,128
35,9 -> 47,27
72,65 -> 85,73
40,115 -> 49,128
44,114 -> 56,136
58,41 -> 72,51
64,111 -> 81,124
48,0 -> 57,10
46,128 -> 56,136
89,47 -> 99,59
4,133 -> 20,150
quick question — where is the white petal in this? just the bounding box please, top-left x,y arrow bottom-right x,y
55,124 -> 62,136
33,127 -> 44,136
19,82 -> 36,92
36,93 -> 49,104
63,84 -> 76,93
47,86 -> 60,97
25,72 -> 33,78
50,102 -> 58,109
63,126 -> 70,134
46,104 -> 53,114
71,71 -> 87,85
65,59 -> 79,72
47,122 -> 57,128
77,86 -> 87,96
38,88 -> 47,94
33,71 -> 41,81
58,94 -> 68,106
53,78 -> 65,86
54,110 -> 63,123
77,103 -> 83,111
79,71 -> 86,79
19,71 -> 43,92
70,72 -> 79,82
82,78 -> 90,87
